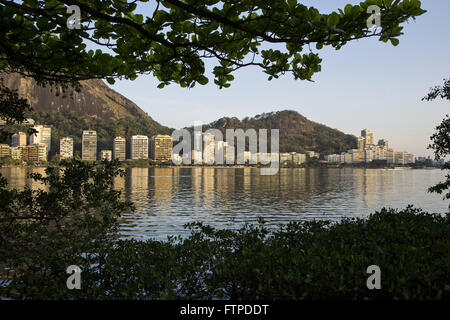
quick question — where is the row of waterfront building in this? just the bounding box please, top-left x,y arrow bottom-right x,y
0,125 -> 51,162
80,130 -> 309,165
0,127 -> 311,165
1,124 -> 416,167
325,129 -> 415,165
65,131 -> 174,161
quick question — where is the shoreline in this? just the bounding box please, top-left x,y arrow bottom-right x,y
0,163 -> 440,170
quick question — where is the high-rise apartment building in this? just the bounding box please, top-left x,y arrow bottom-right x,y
11,132 -> 27,147
216,140 -> 228,164
357,136 -> 366,150
82,130 -> 97,161
37,144 -> 48,162
361,129 -> 374,146
21,144 -> 47,162
113,137 -> 126,161
202,133 -> 215,164
0,144 -> 11,158
150,134 -> 172,161
11,147 -> 22,160
364,148 -> 375,162
387,149 -> 395,164
378,139 -> 389,149
131,135 -> 149,160
60,137 -> 74,159
394,151 -> 405,165
404,152 -> 415,164
192,131 -> 203,164
30,125 -> 52,151
350,149 -> 365,163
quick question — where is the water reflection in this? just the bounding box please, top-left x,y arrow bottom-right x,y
1,166 -> 447,240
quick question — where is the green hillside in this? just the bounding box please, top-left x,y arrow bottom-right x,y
1,73 -> 356,158
0,72 -> 172,157
204,110 -> 357,155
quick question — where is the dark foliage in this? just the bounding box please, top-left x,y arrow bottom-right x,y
1,202 -> 448,299
423,78 -> 450,210
0,159 -> 134,299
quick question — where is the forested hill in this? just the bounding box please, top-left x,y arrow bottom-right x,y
204,110 -> 357,155
1,72 -> 172,156
1,73 -> 356,157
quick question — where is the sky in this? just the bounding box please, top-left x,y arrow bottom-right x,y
108,0 -> 450,157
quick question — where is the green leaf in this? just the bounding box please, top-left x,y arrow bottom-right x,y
327,12 -> 340,27
390,38 -> 400,46
197,76 -> 209,85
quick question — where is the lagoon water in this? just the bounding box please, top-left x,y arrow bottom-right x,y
1,167 -> 448,240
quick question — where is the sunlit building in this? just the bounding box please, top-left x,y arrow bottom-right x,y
30,125 -> 52,151
11,132 -> 27,147
11,147 -> 22,160
361,129 -> 374,146
216,141 -> 228,164
192,131 -> 203,164
113,136 -> 126,161
21,144 -> 47,162
404,152 -> 415,164
82,130 -> 97,161
280,153 -> 292,165
0,144 -> 11,158
131,135 -> 149,160
378,139 -> 389,149
37,143 -> 48,162
150,134 -> 172,162
60,137 -> 73,159
292,153 -> 306,165
202,133 -> 215,164
350,149 -> 365,163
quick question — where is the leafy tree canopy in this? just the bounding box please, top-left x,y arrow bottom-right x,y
423,78 -> 450,102
0,0 -> 426,90
423,77 -> 450,209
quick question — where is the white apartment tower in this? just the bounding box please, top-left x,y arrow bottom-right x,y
361,129 -> 374,146
60,137 -> 74,159
131,135 -> 149,160
11,132 -> 27,147
82,130 -> 97,161
113,136 -> 126,161
30,125 -> 52,151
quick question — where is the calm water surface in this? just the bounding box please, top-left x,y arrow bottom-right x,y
1,167 -> 448,240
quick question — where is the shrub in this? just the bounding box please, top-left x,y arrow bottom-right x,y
2,201 -> 448,299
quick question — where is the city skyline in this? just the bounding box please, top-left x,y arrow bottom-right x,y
106,0 -> 449,158
1,125 -> 425,163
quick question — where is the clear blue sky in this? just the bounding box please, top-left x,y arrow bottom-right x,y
108,0 -> 450,157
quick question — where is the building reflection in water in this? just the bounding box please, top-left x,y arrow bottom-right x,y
1,166 -> 446,240
128,168 -> 149,205
0,167 -> 47,191
150,167 -> 176,206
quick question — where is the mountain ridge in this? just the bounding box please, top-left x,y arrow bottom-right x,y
0,72 -> 172,157
1,73 -> 356,157
202,110 -> 357,155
